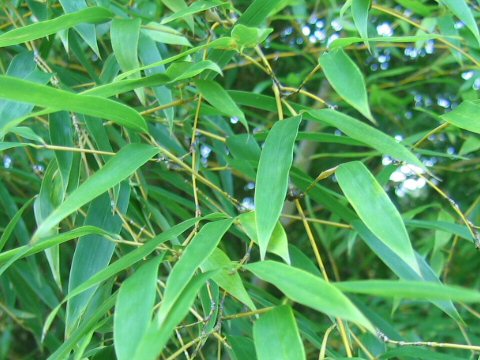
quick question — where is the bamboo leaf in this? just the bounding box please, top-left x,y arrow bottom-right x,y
245,261 -> 374,332
59,0 -> 100,56
0,7 -> 113,48
335,280 -> 480,302
351,0 -> 371,48
0,76 -> 148,134
195,79 -> 247,130
441,100 -> 480,134
161,0 -> 225,25
238,211 -> 290,264
231,24 -> 273,50
114,257 -> 162,360
308,109 -> 426,170
33,144 -> 159,241
336,161 -> 420,273
440,0 -> 480,45
200,248 -> 256,310
66,186 -> 130,335
111,18 -> 144,104
253,305 -> 306,360
133,272 -> 213,360
255,116 -> 301,259
319,49 -> 374,122
157,219 -> 233,322
0,226 -> 114,266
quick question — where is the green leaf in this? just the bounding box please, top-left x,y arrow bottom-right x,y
0,52 -> 51,130
160,0 -> 194,30
238,211 -> 290,264
0,76 -> 148,134
394,0 -> 435,16
0,226 -> 114,266
231,24 -> 273,51
440,0 -> 480,45
138,33 -> 174,126
0,7 -> 113,48
142,23 -> 192,47
161,0 -> 225,25
111,18 -> 144,104
308,109 -> 426,170
329,34 -> 444,50
351,0 -> 371,48
200,248 -> 256,310
33,144 -> 159,241
117,37 -> 234,80
245,261 -> 374,332
195,79 -> 247,130
0,197 -> 34,252
64,216 -> 222,303
82,61 -> 221,99
43,215 -> 224,337
318,49 -> 374,122
0,142 -> 27,151
336,161 -> 419,273
441,100 -> 480,134
49,111 -> 73,191
59,0 -> 100,56
158,219 -> 233,322
255,116 -> 301,260
353,220 -> 461,321
253,305 -> 306,360
229,336 -> 257,360
114,257 -> 162,360
239,0 -> 278,26
133,272 -> 214,360
335,280 -> 480,302
66,186 -> 130,335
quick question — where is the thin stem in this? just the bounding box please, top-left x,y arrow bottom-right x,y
281,214 -> 351,229
413,122 -> 450,149
221,306 -> 274,321
377,330 -> 480,352
319,325 -> 337,360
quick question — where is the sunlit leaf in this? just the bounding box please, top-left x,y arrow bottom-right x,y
255,116 -> 301,259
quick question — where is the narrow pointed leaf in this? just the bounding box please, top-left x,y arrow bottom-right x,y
245,261 -> 374,332
308,109 -> 426,170
66,186 -> 130,335
253,305 -> 306,360
200,248 -> 256,310
0,7 -> 113,48
351,0 -> 371,47
157,219 -> 233,322
319,49 -> 374,122
441,100 -> 480,134
0,76 -> 148,133
336,161 -> 419,273
33,144 -> 159,240
255,116 -> 301,259
195,79 -> 247,129
111,18 -> 144,103
335,280 -> 480,302
161,0 -> 225,25
133,272 -> 213,360
0,226 -> 112,266
238,211 -> 290,264
114,257 -> 162,360
59,0 -> 100,56
440,0 -> 480,45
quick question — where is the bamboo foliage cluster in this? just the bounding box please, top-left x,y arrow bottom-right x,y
1,0 -> 480,359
